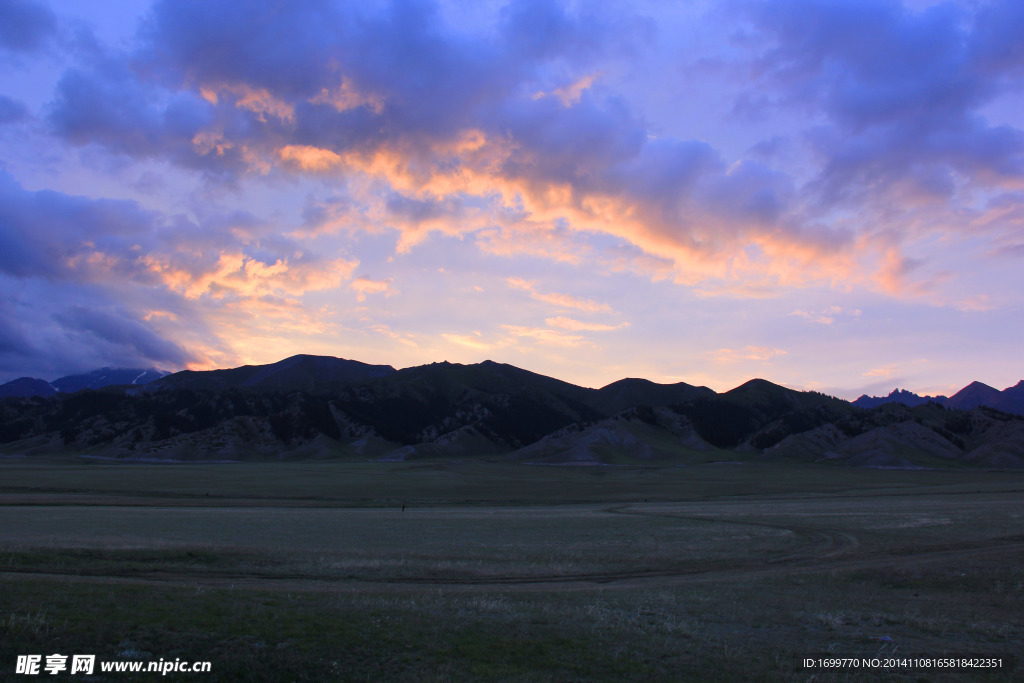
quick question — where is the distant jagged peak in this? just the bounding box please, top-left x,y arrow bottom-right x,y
853,379 -> 1024,416
852,386 -> 941,409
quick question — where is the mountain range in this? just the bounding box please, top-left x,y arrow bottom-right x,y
0,367 -> 169,398
1,355 -> 1022,469
853,381 -> 1024,415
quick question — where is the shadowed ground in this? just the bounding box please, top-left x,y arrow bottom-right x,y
1,460 -> 1021,680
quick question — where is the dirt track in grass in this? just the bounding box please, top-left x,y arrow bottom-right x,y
3,503 -> 1022,594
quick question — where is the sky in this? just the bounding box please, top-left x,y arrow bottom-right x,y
1,0 -> 1022,398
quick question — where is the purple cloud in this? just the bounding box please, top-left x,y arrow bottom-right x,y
0,95 -> 28,124
0,170 -> 163,282
0,308 -> 34,357
0,0 -> 56,54
52,304 -> 190,366
736,0 -> 1024,204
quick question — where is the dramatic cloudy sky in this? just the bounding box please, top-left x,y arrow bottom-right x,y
1,0 -> 1022,397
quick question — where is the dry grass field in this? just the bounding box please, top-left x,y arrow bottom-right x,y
1,458 -> 1022,681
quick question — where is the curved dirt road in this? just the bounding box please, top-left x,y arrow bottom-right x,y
3,501 -> 1022,594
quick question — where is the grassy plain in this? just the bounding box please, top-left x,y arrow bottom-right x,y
0,458 -> 1022,681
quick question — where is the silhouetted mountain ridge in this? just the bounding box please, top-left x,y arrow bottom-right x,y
852,388 -> 941,409
0,377 -> 57,399
0,367 -> 167,398
52,368 -> 170,393
854,381 -> 1024,415
677,379 -> 853,449
1,356 -> 1021,468
591,378 -> 714,415
146,355 -> 395,392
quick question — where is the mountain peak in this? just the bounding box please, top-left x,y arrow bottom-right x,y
148,355 -> 397,392
591,377 -> 712,414
947,380 -> 1006,411
0,377 -> 57,398
949,381 -> 1000,400
727,378 -> 790,395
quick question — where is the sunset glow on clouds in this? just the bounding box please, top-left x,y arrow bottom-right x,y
1,0 -> 1022,397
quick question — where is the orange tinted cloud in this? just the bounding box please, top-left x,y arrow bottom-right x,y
789,306 -> 862,325
475,224 -> 588,264
545,316 -> 627,331
309,78 -> 385,113
144,252 -> 358,300
441,332 -> 492,350
712,346 -> 788,363
314,135 -> 868,294
191,129 -> 233,156
279,144 -> 344,172
202,83 -> 295,122
506,277 -> 612,313
533,72 -> 601,106
501,324 -> 583,347
351,276 -> 394,302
